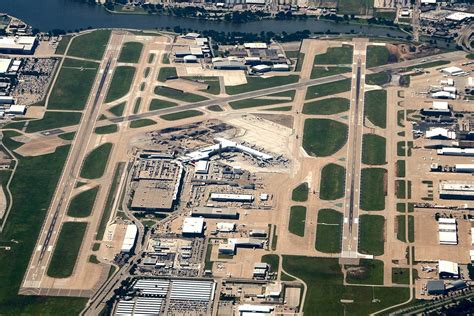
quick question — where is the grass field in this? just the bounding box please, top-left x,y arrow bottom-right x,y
157,67 -> 177,82
67,30 -> 111,61
360,168 -> 386,211
105,66 -> 136,103
295,53 -> 305,72
207,105 -> 223,112
359,215 -> 385,256
225,75 -> 299,95
338,0 -> 372,15
315,209 -> 343,253
320,163 -> 346,200
149,99 -> 177,111
267,106 -> 292,111
67,186 -> 99,218
366,46 -> 393,68
95,124 -> 118,134
160,110 -> 203,121
365,90 -> 387,128
397,215 -> 414,243
7,111 -> 82,133
47,222 -> 87,278
183,76 -> 221,95
346,259 -> 384,285
311,66 -> 352,79
314,45 -> 353,65
261,254 -> 279,272
108,102 -> 126,117
229,90 -> 295,109
0,140 -> 87,313
396,180 -> 406,199
303,97 -> 350,115
288,206 -> 306,237
118,42 -> 143,63
96,162 -> 125,241
129,119 -> 156,128
55,35 -> 72,55
48,58 -> 99,110
392,268 -> 410,284
80,143 -> 113,179
305,79 -> 351,100
58,132 -> 75,141
292,182 -> 309,202
365,72 -> 391,85
303,119 -> 348,157
133,97 -> 141,114
362,134 -> 386,165
154,86 -> 208,102
402,60 -> 450,72
396,160 -> 406,178
282,256 -> 408,315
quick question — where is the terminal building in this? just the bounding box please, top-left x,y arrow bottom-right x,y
439,181 -> 474,200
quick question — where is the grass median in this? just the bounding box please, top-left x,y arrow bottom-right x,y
183,76 -> 221,95
67,30 -> 111,61
108,102 -> 126,117
149,99 -> 177,111
315,209 -> 343,253
80,143 -> 113,179
47,222 -> 87,278
305,79 -> 351,100
360,168 -> 386,211
105,66 -> 136,103
129,119 -> 157,128
7,111 -> 82,133
346,259 -> 384,285
365,72 -> 391,85
303,119 -> 348,157
311,66 -> 352,79
359,214 -> 385,256
160,110 -> 203,121
303,97 -> 350,115
226,75 -> 299,95
366,45 -> 393,68
154,86 -> 208,102
118,42 -> 143,63
314,45 -> 353,65
362,134 -> 386,165
95,124 -> 118,134
261,254 -> 279,272
365,90 -> 387,129
292,182 -> 309,202
320,163 -> 345,200
288,206 -> 306,237
157,67 -> 177,82
67,186 -> 99,218
229,90 -> 295,109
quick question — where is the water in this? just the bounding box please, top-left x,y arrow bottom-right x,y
0,0 -> 407,38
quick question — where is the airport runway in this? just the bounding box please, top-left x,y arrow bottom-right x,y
20,32 -> 125,293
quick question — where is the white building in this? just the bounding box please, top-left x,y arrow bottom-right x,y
0,58 -> 12,74
216,222 -> 236,232
210,193 -> 254,202
441,66 -> 464,76
425,127 -> 456,140
121,224 -> 138,253
438,148 -> 474,157
0,36 -> 37,54
438,218 -> 457,245
438,260 -> 460,278
194,160 -> 209,174
182,217 -> 204,236
431,91 -> 456,100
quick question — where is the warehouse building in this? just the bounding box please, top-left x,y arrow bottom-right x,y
194,160 -> 209,174
439,181 -> 474,200
182,217 -> 205,236
121,224 -> 138,253
441,66 -> 465,76
0,58 -> 12,74
425,127 -> 456,140
216,222 -> 236,232
0,36 -> 37,54
191,207 -> 239,219
437,147 -> 474,157
438,260 -> 460,279
169,279 -> 215,302
213,60 -> 247,70
210,193 -> 254,202
438,218 -> 457,245
426,280 -> 445,295
115,297 -> 164,316
218,238 -> 264,255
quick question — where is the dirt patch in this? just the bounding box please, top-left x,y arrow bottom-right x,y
254,113 -> 294,129
15,137 -> 67,157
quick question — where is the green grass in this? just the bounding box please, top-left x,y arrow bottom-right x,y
292,182 -> 309,202
96,162 -> 125,241
338,0 -> 372,15
320,163 -> 346,200
108,102 -> 126,117
396,180 -> 406,199
305,79 -> 351,100
143,67 -> 150,78
160,110 -> 203,121
281,272 -> 295,281
261,254 -> 279,272
183,76 -> 221,95
282,256 -> 408,315
397,141 -> 406,157
129,119 -> 156,128
360,168 -> 386,211
67,186 -> 99,218
48,58 -> 99,110
118,42 -> 143,63
362,134 -> 386,165
58,132 -> 76,141
392,268 -> 410,285
397,215 -> 414,243
396,160 -> 406,178
267,106 -> 292,111
303,97 -> 350,115
366,46 -> 393,68
295,53 -> 305,72
303,119 -> 348,157
374,10 -> 396,20
226,75 -> 299,95
55,35 -> 72,55
315,209 -> 343,253
207,105 -> 223,112
402,60 -> 450,72
47,222 -> 87,278
366,72 -> 391,85
271,225 -> 278,251
467,53 -> 474,60
80,143 -> 113,179
89,255 -> 100,264
365,90 -> 387,128
105,66 -> 136,103
157,67 -> 177,82
155,86 -> 208,102
0,141 -> 87,313
229,90 -> 295,109
204,243 -> 213,271
133,97 -> 141,114
95,124 -> 118,134
162,53 -> 170,64
314,45 -> 353,65
288,206 -> 306,237
67,30 -> 111,61
359,215 -> 385,256
346,259 -> 384,285
311,66 -> 352,79
7,111 -> 82,133
285,50 -> 299,59
92,243 -> 100,251
149,99 -> 177,111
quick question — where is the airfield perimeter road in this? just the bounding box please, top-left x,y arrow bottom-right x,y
105,50 -> 465,126
341,39 -> 368,258
20,32 -> 125,295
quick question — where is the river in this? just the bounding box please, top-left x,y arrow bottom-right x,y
0,0 -> 408,37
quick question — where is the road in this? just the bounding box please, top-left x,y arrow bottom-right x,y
20,32 -> 125,293
341,39 -> 368,258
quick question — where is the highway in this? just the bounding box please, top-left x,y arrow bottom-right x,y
20,32 -> 125,293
